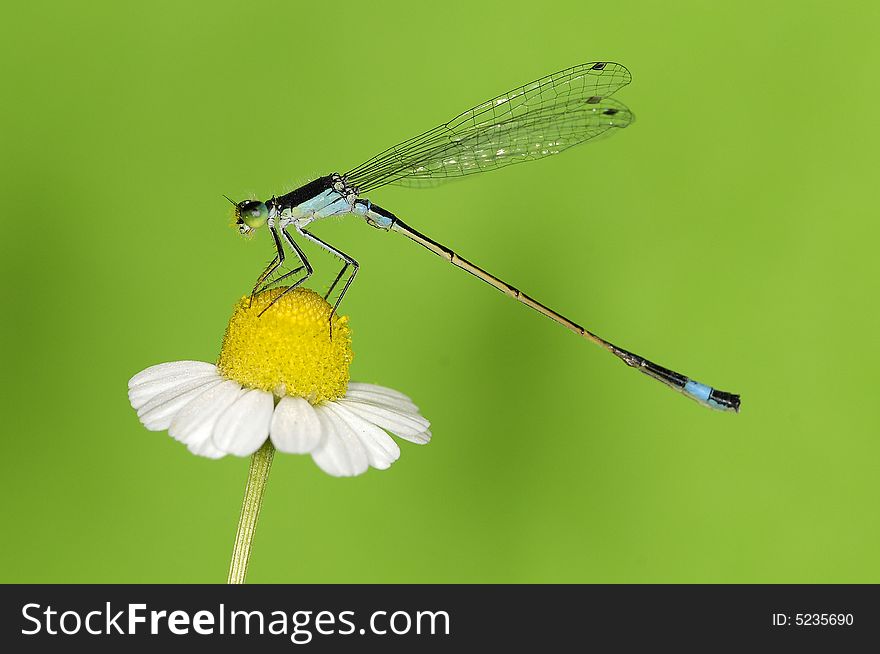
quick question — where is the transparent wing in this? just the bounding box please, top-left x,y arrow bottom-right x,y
344,62 -> 633,193
391,96 -> 632,190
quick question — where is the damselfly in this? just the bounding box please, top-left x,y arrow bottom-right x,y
228,61 -> 740,412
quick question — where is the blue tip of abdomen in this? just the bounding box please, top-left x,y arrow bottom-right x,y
684,379 -> 739,412
684,380 -> 712,403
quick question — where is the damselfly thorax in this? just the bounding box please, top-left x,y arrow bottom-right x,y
269,174 -> 357,227
266,174 -> 396,230
228,62 -> 741,412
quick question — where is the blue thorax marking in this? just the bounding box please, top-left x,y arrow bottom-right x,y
295,187 -> 336,213
281,188 -> 352,223
278,178 -> 394,228
298,188 -> 342,215
316,196 -> 350,218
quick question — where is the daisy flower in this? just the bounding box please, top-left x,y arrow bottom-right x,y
129,287 -> 431,582
127,287 -> 431,476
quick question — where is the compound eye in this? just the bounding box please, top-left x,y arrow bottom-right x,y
236,201 -> 268,229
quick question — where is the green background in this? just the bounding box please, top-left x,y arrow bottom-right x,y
2,1 -> 878,583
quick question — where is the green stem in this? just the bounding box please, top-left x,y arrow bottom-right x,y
227,440 -> 275,584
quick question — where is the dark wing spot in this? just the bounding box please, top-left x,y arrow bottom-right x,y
603,108 -> 619,115
586,96 -> 602,104
591,62 -> 607,70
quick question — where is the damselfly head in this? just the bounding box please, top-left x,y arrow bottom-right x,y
231,199 -> 268,236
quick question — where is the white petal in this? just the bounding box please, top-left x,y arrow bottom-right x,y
409,428 -> 432,445
212,389 -> 274,456
270,397 -> 322,454
311,405 -> 369,477
347,382 -> 414,403
135,371 -> 219,416
168,380 -> 245,455
325,402 -> 400,470
137,377 -> 225,431
128,363 -> 219,410
344,387 -> 421,414
337,399 -> 430,444
187,438 -> 227,459
128,361 -> 216,388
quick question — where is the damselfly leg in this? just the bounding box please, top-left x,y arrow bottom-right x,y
324,263 -> 349,302
251,253 -> 280,298
298,227 -> 359,322
254,258 -> 308,297
257,227 -> 314,317
249,228 -> 285,305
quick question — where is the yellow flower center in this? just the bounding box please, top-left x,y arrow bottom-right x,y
216,287 -> 353,404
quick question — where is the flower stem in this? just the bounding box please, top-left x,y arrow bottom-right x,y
227,440 -> 275,584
